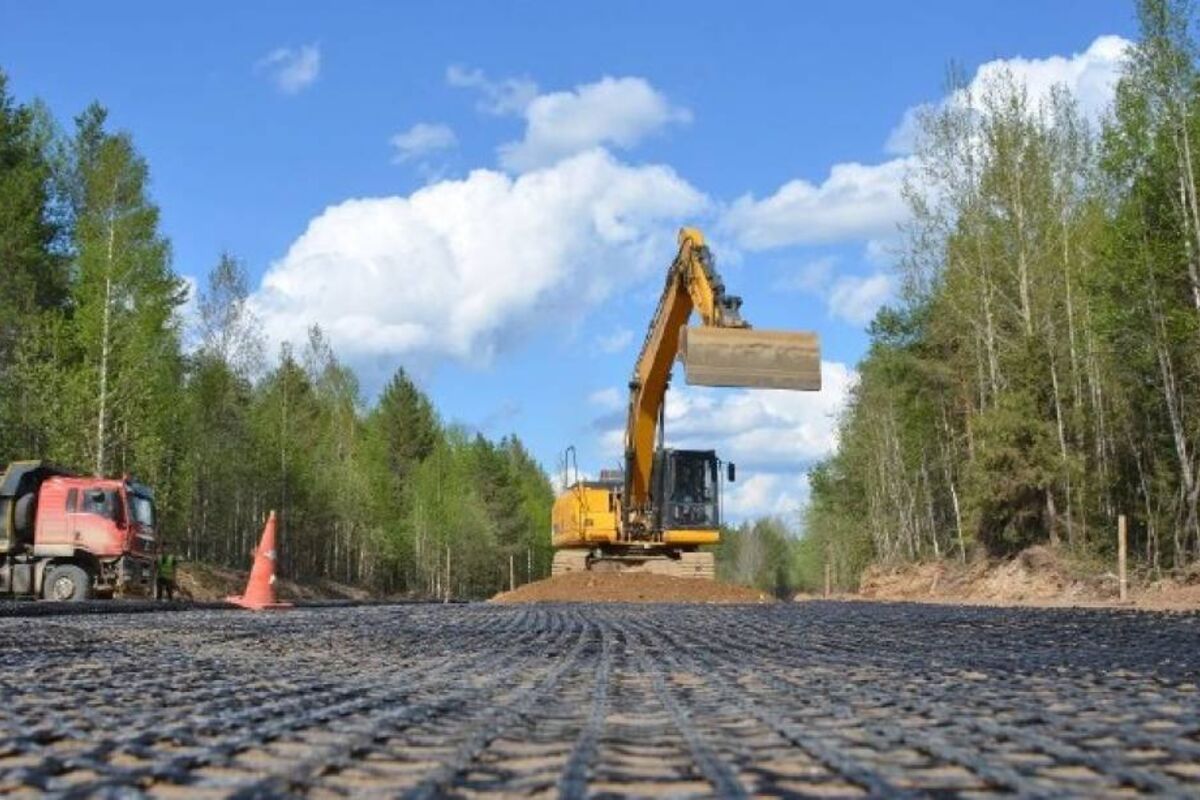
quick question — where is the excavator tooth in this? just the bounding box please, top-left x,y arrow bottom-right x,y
680,327 -> 821,391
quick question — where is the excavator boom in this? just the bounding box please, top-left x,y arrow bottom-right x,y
624,228 -> 821,517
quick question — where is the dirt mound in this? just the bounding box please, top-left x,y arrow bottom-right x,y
491,572 -> 772,604
853,546 -> 1200,610
175,562 -> 372,603
847,544 -> 1200,609
858,546 -> 1097,605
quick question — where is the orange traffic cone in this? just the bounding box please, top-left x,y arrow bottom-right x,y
227,511 -> 292,610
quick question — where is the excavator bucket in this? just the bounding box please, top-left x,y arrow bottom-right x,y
680,327 -> 821,391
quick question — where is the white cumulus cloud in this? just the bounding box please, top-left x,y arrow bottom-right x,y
662,361 -> 856,469
594,326 -> 635,354
827,272 -> 893,326
773,256 -> 838,293
250,149 -> 706,368
590,360 -> 856,520
256,43 -> 321,95
390,122 -> 458,163
447,65 -> 540,116
721,158 -> 914,251
725,472 -> 812,520
498,76 -> 692,172
886,34 -> 1131,155
722,34 -> 1129,254
588,387 -> 624,411
776,255 -> 894,328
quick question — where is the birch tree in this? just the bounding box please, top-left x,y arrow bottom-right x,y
69,104 -> 184,478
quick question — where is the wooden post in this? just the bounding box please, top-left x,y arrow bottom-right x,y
823,546 -> 832,599
509,553 -> 516,591
1118,514 -> 1128,603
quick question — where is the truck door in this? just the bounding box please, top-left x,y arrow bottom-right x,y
74,489 -> 119,552
34,484 -> 71,547
61,488 -> 80,546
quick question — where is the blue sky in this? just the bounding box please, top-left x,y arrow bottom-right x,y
1,1 -> 1137,518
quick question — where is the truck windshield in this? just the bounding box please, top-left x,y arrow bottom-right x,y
130,495 -> 155,527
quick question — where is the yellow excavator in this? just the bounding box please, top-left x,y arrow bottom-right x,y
551,228 -> 821,578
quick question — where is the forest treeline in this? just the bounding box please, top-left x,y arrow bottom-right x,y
9,0 -> 1192,602
0,76 -> 554,598
802,0 -> 1200,590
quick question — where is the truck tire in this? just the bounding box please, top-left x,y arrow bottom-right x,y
43,564 -> 91,602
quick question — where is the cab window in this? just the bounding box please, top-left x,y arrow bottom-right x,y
82,489 -> 124,525
672,458 -> 714,504
130,495 -> 155,526
669,455 -> 718,527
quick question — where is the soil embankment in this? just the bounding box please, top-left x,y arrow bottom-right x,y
851,545 -> 1200,610
175,562 -> 371,603
492,572 -> 772,603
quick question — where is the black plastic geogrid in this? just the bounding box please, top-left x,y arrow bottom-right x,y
0,601 -> 1198,797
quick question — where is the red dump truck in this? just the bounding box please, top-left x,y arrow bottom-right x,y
0,461 -> 157,600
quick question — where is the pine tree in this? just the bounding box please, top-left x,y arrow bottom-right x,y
0,70 -> 67,461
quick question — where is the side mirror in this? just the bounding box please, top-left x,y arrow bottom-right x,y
727,462 -> 736,482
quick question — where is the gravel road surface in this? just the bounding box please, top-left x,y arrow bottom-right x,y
1,601 -> 1198,797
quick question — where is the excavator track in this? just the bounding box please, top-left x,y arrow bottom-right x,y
551,549 -> 590,576
673,551 -> 715,579
552,549 -> 715,579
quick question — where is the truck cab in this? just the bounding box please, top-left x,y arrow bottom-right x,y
0,462 -> 158,600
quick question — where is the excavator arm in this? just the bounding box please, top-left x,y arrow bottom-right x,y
622,228 -> 821,525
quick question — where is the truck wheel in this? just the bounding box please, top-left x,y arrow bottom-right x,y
43,564 -> 91,602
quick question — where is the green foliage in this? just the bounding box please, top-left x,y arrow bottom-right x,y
0,70 -> 68,462
0,76 -> 555,599
966,391 -> 1060,553
791,463 -> 876,592
715,517 -> 800,596
803,0 -> 1200,585
68,102 -> 186,478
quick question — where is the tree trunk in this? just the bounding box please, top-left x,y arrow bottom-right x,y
1045,488 -> 1060,547
1149,271 -> 1199,558
1048,348 -> 1074,547
940,404 -> 967,563
1176,123 -> 1200,311
94,202 -> 117,475
1012,168 -> 1035,339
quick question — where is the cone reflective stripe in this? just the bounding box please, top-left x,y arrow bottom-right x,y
227,510 -> 292,610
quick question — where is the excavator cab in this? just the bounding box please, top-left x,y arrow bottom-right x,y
651,449 -> 721,531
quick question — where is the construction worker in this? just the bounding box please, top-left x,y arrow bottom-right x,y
156,548 -> 178,601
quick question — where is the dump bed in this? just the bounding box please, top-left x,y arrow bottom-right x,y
0,461 -> 68,554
